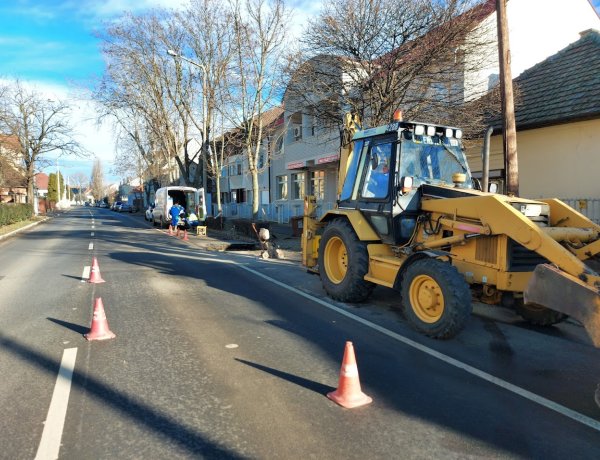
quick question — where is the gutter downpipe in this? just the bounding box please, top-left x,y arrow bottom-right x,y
482,126 -> 494,192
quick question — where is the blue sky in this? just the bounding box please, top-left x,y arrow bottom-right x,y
0,0 -> 599,183
0,0 -> 191,182
0,1 -> 198,86
0,0 -> 320,183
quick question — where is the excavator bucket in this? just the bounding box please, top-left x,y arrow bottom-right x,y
525,264 -> 600,347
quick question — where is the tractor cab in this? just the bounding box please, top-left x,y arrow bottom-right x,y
338,114 -> 473,246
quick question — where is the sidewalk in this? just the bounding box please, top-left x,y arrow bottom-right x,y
172,221 -> 302,262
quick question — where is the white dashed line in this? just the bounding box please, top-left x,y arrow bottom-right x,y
35,348 -> 77,460
81,266 -> 90,282
88,243 -> 93,250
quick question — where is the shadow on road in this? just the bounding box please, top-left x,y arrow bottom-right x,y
235,358 -> 335,395
0,335 -> 244,458
47,317 -> 89,335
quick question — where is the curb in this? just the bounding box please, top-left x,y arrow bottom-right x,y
0,217 -> 51,242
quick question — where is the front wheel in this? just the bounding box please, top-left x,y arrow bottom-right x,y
401,258 -> 472,339
318,219 -> 375,302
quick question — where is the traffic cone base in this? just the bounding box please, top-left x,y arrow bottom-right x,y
84,297 -> 116,341
88,257 -> 105,284
327,342 -> 372,409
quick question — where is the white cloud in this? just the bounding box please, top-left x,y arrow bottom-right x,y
75,0 -> 188,19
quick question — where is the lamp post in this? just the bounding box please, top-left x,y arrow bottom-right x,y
167,50 -> 208,189
167,49 -> 208,195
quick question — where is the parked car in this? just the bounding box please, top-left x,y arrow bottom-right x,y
120,203 -> 133,213
99,202 -> 108,208
145,204 -> 154,221
112,201 -> 123,211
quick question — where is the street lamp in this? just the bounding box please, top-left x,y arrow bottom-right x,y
167,49 -> 209,196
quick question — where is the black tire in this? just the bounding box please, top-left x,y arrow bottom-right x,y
318,219 -> 375,302
514,300 -> 567,326
400,258 -> 472,339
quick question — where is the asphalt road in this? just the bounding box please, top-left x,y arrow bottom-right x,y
1,206 -> 599,459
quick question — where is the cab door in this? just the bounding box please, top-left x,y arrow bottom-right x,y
356,138 -> 396,244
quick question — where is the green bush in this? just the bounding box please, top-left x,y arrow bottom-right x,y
0,203 -> 34,226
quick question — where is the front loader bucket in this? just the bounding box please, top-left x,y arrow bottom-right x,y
525,264 -> 600,347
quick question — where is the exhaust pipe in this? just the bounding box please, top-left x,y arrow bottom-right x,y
481,126 -> 494,193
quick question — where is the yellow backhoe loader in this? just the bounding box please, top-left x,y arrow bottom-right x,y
302,111 -> 600,345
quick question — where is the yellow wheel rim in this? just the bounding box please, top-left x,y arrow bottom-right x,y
324,236 -> 348,284
409,274 -> 445,323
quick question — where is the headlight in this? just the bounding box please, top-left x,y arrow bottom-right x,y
426,126 -> 436,136
444,128 -> 453,138
415,125 -> 425,135
455,129 -> 463,139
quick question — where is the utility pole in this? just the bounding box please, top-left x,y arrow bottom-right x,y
496,0 -> 519,196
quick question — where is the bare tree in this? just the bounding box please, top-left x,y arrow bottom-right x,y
94,11 -> 199,187
90,158 -> 105,202
174,0 -> 236,216
70,171 -> 89,203
0,80 -> 86,203
229,0 -> 289,218
286,0 -> 498,134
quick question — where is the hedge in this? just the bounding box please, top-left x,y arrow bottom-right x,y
0,203 -> 34,226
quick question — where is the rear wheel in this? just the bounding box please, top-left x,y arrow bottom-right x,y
514,300 -> 567,326
401,258 -> 472,339
318,219 -> 375,302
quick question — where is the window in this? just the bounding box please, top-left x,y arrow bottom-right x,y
310,170 -> 325,200
274,136 -> 284,156
293,125 -> 302,141
362,143 -> 392,199
291,173 -> 305,200
276,175 -> 288,200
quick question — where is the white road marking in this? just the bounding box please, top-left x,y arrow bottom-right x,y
91,232 -> 94,237
236,263 -> 600,433
81,266 -> 90,282
35,348 -> 77,460
91,225 -> 95,229
88,243 -> 93,250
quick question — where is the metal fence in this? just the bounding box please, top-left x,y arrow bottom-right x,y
213,198 -> 600,225
562,198 -> 600,224
213,201 -> 335,223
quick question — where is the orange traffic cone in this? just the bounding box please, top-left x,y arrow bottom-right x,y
182,228 -> 189,241
88,257 -> 105,284
327,341 -> 372,409
84,297 -> 116,341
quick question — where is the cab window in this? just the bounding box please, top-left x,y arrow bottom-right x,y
361,142 -> 392,199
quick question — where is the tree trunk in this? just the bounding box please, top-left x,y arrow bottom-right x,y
251,168 -> 259,220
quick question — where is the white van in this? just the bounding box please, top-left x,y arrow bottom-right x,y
151,186 -> 207,228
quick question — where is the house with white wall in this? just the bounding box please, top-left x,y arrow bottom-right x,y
218,106 -> 285,220
464,0 -> 600,100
